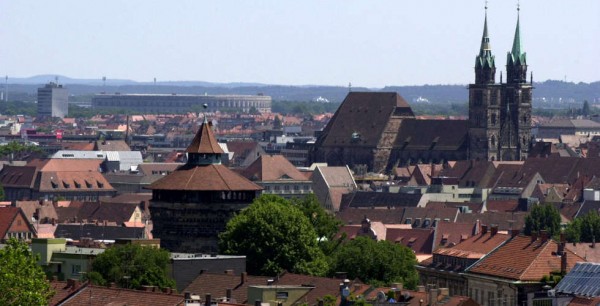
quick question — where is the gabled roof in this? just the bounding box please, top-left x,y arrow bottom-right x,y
317,92 -> 414,148
385,228 -> 435,255
183,272 -> 270,304
425,201 -> 484,214
148,164 -> 261,191
240,155 -> 309,182
74,202 -> 138,225
94,140 -> 131,151
0,165 -> 38,188
315,166 -> 356,188
467,235 -> 584,281
0,206 -> 33,239
336,208 -> 405,225
433,222 -> 478,250
274,272 -> 368,306
186,121 -> 224,154
37,171 -> 114,192
575,200 -> 600,219
456,211 -> 527,232
15,200 -> 58,223
58,285 -> 184,306
436,231 -> 510,259
340,191 -> 421,210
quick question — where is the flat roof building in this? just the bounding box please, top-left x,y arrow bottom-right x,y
92,93 -> 271,114
38,82 -> 69,118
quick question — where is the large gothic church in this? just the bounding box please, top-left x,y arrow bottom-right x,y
311,8 -> 533,173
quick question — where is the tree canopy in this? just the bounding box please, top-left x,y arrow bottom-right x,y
565,210 -> 600,243
0,238 -> 54,305
219,194 -> 328,276
88,243 -> 175,289
328,236 -> 419,288
524,204 -> 562,237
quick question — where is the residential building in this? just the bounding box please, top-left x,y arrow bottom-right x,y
464,233 -> 583,305
0,159 -> 116,201
169,254 -> 246,292
0,206 -> 36,242
31,238 -> 105,281
148,119 -> 262,253
311,165 -> 356,212
38,82 -> 69,118
239,155 -> 312,198
417,226 -> 511,297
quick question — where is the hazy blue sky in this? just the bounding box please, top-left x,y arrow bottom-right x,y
1,0 -> 598,87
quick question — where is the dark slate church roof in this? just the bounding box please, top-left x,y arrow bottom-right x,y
340,191 -> 421,210
318,92 -> 414,148
394,119 -> 469,151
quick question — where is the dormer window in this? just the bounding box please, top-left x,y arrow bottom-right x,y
423,218 -> 431,228
62,181 -> 70,188
405,218 -> 412,225
51,181 -> 58,189
85,180 -> 93,188
413,218 -> 421,228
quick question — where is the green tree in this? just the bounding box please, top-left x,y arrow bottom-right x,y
0,238 -> 54,305
273,115 -> 283,130
219,194 -> 328,276
88,244 -> 175,289
582,100 -> 591,116
524,204 -> 562,237
565,210 -> 600,243
329,236 -> 419,288
0,182 -> 5,201
292,194 -> 342,242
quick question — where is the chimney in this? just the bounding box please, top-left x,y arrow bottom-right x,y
490,225 -> 498,236
226,289 -> 232,301
205,294 -> 212,306
474,219 -> 481,235
392,283 -> 403,291
185,292 -> 191,300
561,252 -> 568,275
241,272 -> 247,284
318,300 -> 324,306
428,288 -> 439,306
255,300 -> 262,306
267,279 -> 274,286
511,229 -> 521,238
417,285 -> 426,292
531,231 -> 538,243
540,230 -> 549,243
558,232 -> 566,254
481,225 -> 488,235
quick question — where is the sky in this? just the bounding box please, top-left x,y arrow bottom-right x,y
1,0 -> 598,88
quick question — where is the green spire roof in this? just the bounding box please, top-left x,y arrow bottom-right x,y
476,10 -> 495,69
508,12 -> 527,66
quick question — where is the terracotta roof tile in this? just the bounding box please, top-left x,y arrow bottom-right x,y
433,222 -> 477,250
186,121 -> 224,154
385,228 -> 434,255
468,235 -> 585,281
274,272 -> 366,305
486,199 -> 520,212
59,285 -> 184,306
240,155 -> 309,182
0,206 -> 21,239
184,272 -> 270,304
148,164 -> 261,191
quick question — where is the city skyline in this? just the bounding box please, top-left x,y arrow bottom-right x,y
1,0 -> 598,88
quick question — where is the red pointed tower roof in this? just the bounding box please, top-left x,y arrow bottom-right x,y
186,119 -> 224,154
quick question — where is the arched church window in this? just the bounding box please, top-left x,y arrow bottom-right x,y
491,113 -> 497,125
491,135 -> 496,147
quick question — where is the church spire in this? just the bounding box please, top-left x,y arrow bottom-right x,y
507,2 -> 527,83
475,3 -> 496,84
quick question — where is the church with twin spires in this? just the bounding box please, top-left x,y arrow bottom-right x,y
311,7 -> 533,173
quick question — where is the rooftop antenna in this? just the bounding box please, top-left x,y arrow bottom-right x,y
55,75 -> 59,85
154,77 -> 156,87
102,76 -> 106,92
4,75 -> 7,102
348,82 -> 352,92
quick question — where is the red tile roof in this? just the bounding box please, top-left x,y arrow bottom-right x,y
468,235 -> 585,281
433,222 -> 477,250
0,206 -> 22,239
385,228 -> 435,255
186,121 -> 224,154
148,164 -> 261,191
274,272 -> 367,305
59,285 -> 184,306
183,272 -> 270,304
486,199 -> 520,212
240,155 -> 309,182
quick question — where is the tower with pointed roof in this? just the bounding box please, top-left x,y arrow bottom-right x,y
469,4 -> 532,161
148,118 -> 262,253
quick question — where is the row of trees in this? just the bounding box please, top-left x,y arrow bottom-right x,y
524,203 -> 600,243
218,194 -> 419,288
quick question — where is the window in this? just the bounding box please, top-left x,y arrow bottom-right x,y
276,292 -> 289,299
72,264 -> 81,275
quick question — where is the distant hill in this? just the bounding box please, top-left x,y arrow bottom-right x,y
4,76 -> 599,105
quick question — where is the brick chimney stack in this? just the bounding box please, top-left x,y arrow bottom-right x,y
531,231 -> 538,243
540,230 -> 549,243
561,252 -> 568,275
481,225 -> 488,235
490,224 -> 498,236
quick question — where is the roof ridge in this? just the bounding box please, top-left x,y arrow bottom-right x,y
520,239 -> 554,280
